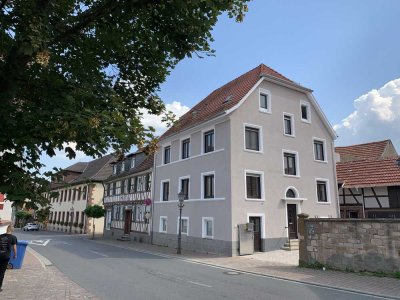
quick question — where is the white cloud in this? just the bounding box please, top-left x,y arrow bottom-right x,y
334,78 -> 400,150
140,101 -> 190,136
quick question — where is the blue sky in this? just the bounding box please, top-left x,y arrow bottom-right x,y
42,0 -> 400,172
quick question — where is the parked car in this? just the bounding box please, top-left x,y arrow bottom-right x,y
23,223 -> 39,231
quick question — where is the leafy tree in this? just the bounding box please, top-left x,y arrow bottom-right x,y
84,204 -> 105,239
0,0 -> 249,206
15,210 -> 32,227
36,206 -> 51,229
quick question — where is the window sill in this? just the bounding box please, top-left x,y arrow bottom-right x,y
317,201 -> 331,205
314,159 -> 328,164
244,149 -> 263,154
202,236 -> 214,240
259,108 -> 272,115
283,174 -> 300,178
245,198 -> 265,202
283,134 -> 296,138
301,119 -> 311,124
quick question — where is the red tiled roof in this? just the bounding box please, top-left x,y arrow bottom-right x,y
337,157 -> 400,188
335,140 -> 390,161
161,64 -> 297,139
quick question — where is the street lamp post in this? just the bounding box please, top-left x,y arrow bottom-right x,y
69,206 -> 74,234
177,190 -> 185,254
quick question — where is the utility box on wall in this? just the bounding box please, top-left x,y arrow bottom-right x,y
238,223 -> 254,255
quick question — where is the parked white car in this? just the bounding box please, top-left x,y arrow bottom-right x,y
22,223 -> 39,231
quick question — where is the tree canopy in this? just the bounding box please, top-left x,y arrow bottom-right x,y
0,0 -> 249,205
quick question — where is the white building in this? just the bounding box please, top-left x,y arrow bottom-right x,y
152,64 -> 339,256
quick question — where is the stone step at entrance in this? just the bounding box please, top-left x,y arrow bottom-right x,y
281,239 -> 299,251
117,234 -> 131,241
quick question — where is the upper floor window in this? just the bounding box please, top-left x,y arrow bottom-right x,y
182,138 -> 190,159
164,146 -> 171,164
317,180 -> 329,203
283,152 -> 298,176
121,161 -> 125,172
246,172 -> 262,200
245,126 -> 261,151
283,114 -> 294,136
180,178 -> 190,200
204,130 -> 214,153
82,186 -> 87,199
314,139 -> 326,162
161,181 -> 169,202
259,89 -> 271,114
112,165 -> 117,175
301,101 -> 311,123
203,173 -> 215,199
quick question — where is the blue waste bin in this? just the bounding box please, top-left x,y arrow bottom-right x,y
8,240 -> 29,269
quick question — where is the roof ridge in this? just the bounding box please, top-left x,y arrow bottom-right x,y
335,139 -> 390,149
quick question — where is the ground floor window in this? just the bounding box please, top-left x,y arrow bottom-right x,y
202,217 -> 214,239
159,216 -> 167,233
177,217 -> 189,235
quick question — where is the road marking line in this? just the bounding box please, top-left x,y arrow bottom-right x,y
89,250 -> 109,257
187,280 -> 212,288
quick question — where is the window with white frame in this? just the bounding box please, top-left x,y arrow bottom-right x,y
246,172 -> 263,200
259,89 -> 271,113
161,180 -> 169,202
130,157 -> 135,169
300,101 -> 311,123
316,180 -> 329,203
177,217 -> 189,235
313,139 -> 326,162
283,151 -> 298,176
180,177 -> 190,200
204,130 -> 214,153
245,125 -> 261,151
283,113 -> 294,136
203,173 -> 214,199
164,146 -> 171,164
159,216 -> 167,233
181,138 -> 190,159
202,217 -> 214,239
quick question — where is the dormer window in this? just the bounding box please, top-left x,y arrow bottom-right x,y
112,165 -> 117,175
121,162 -> 125,172
130,158 -> 135,169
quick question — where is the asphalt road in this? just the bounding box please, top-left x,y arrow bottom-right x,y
15,230 -> 390,300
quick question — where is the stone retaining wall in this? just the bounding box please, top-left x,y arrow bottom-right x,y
298,215 -> 400,273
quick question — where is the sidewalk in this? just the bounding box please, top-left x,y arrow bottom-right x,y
2,248 -> 99,300
91,237 -> 400,300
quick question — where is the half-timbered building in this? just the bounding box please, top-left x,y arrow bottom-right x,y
336,140 -> 400,218
103,151 -> 153,242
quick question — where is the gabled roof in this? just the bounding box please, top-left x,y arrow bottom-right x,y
161,64 -> 306,140
71,154 -> 116,183
335,140 -> 394,161
337,157 -> 400,188
64,162 -> 88,173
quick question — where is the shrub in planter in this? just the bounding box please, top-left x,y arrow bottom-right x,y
73,222 -> 79,227
56,221 -> 60,225
79,223 -> 84,229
